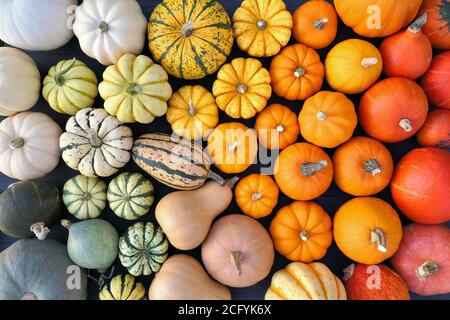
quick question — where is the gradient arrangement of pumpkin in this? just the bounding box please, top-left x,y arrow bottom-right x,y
212,58 -> 272,119
166,85 -> 219,140
298,91 -> 357,148
233,0 -> 293,57
270,201 -> 332,263
420,0 -> 450,50
292,0 -> 338,49
333,136 -> 394,196
207,122 -> 258,174
274,143 -> 333,201
325,39 -> 382,94
254,104 -> 299,150
235,174 -> 279,219
270,44 -> 324,101
333,197 -> 403,265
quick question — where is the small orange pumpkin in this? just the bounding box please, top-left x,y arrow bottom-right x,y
255,104 -> 300,150
270,44 -> 324,101
298,91 -> 357,148
416,109 -> 450,150
270,201 -> 332,262
292,0 -> 338,49
333,136 -> 394,196
207,122 -> 258,174
235,174 -> 279,219
274,143 -> 333,201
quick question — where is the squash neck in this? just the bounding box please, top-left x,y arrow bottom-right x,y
54,58 -> 76,86
365,159 -> 381,176
9,137 -> 25,149
300,160 -> 327,177
416,260 -> 439,281
370,228 -> 387,253
230,251 -> 242,276
314,18 -> 329,30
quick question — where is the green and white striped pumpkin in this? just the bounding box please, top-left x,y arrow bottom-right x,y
119,222 -> 169,276
63,175 -> 107,220
107,172 -> 154,220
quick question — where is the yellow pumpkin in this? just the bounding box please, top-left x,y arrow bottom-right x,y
166,85 -> 219,140
325,39 -> 382,94
233,0 -> 293,57
98,53 -> 172,124
212,58 -> 272,119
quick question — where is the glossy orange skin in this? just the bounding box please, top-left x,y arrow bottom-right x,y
421,52 -> 450,110
343,264 -> 410,300
270,201 -> 332,262
274,143 -> 333,201
420,0 -> 450,50
391,147 -> 450,224
359,77 -> 429,143
270,44 -> 324,101
255,104 -> 299,150
417,109 -> 450,149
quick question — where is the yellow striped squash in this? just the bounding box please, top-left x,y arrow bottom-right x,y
99,274 -> 145,300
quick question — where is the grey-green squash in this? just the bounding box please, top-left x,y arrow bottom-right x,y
0,239 -> 87,300
0,181 -> 61,240
63,175 -> 107,220
119,222 -> 169,276
99,274 -> 145,300
107,172 -> 154,220
62,218 -> 119,271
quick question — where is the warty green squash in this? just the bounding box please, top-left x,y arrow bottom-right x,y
99,274 -> 145,300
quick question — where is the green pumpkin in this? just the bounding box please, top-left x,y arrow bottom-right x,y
99,274 -> 145,300
119,222 -> 169,276
63,218 -> 119,271
63,175 -> 107,220
107,172 -> 154,220
0,181 -> 61,239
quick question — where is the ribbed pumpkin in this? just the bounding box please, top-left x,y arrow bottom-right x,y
255,104 -> 299,150
98,53 -> 172,124
235,174 -> 279,219
292,0 -> 338,49
421,52 -> 450,110
333,137 -> 394,196
233,0 -> 293,57
43,58 -> 98,115
274,143 -> 333,201
107,172 -> 154,220
119,222 -> 169,276
207,122 -> 258,174
212,58 -> 272,119
270,201 -> 332,262
148,0 -> 233,80
166,85 -> 219,140
99,274 -> 145,300
333,197 -> 403,265
325,39 -> 382,94
420,0 -> 450,49
270,44 -> 324,101
417,109 -> 450,150
63,175 -> 107,220
299,91 -> 357,148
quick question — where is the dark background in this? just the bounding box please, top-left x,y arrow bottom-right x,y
0,0 -> 448,300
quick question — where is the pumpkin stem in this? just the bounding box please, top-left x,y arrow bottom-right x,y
294,66 -> 306,78
300,160 -> 327,177
207,170 -> 227,186
370,228 -> 387,253
9,137 -> 25,149
316,111 -> 327,121
230,251 -> 242,276
226,176 -> 240,189
399,119 -> 413,132
61,219 -> 73,230
127,83 -> 143,95
87,128 -> 102,147
87,266 -> 115,290
299,230 -> 309,241
188,99 -> 196,116
361,58 -> 378,68
181,20 -> 194,37
252,192 -> 263,200
256,19 -> 268,30
314,18 -> 329,30
276,124 -> 285,133
98,21 -> 109,33
416,260 -> 439,281
365,159 -> 382,176
21,292 -> 37,300
236,83 -> 248,94
54,58 -> 76,86
30,222 -> 50,241
409,13 -> 428,33
342,264 -> 355,281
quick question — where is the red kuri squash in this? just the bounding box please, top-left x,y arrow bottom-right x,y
417,109 -> 450,150
421,51 -> 450,110
420,0 -> 450,49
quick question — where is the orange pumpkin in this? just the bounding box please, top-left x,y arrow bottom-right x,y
292,0 -> 338,49
420,0 -> 450,50
255,104 -> 300,150
333,136 -> 394,196
270,201 -> 332,262
416,109 -> 450,150
270,44 -> 324,101
235,174 -> 279,219
207,122 -> 258,174
274,143 -> 333,201
333,197 -> 403,265
298,91 -> 357,148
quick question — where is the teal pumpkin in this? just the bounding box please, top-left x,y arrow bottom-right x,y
107,172 -> 154,220
119,222 -> 169,276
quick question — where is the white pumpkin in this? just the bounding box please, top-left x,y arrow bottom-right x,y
73,0 -> 148,66
0,0 -> 77,51
0,47 -> 41,116
60,108 -> 133,177
0,112 -> 62,181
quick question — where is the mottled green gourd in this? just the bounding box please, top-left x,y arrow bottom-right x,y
107,172 -> 154,220
99,274 -> 145,300
119,222 -> 169,276
63,175 -> 107,220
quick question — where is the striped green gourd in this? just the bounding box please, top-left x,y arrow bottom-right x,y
107,172 -> 154,220
119,222 -> 169,276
